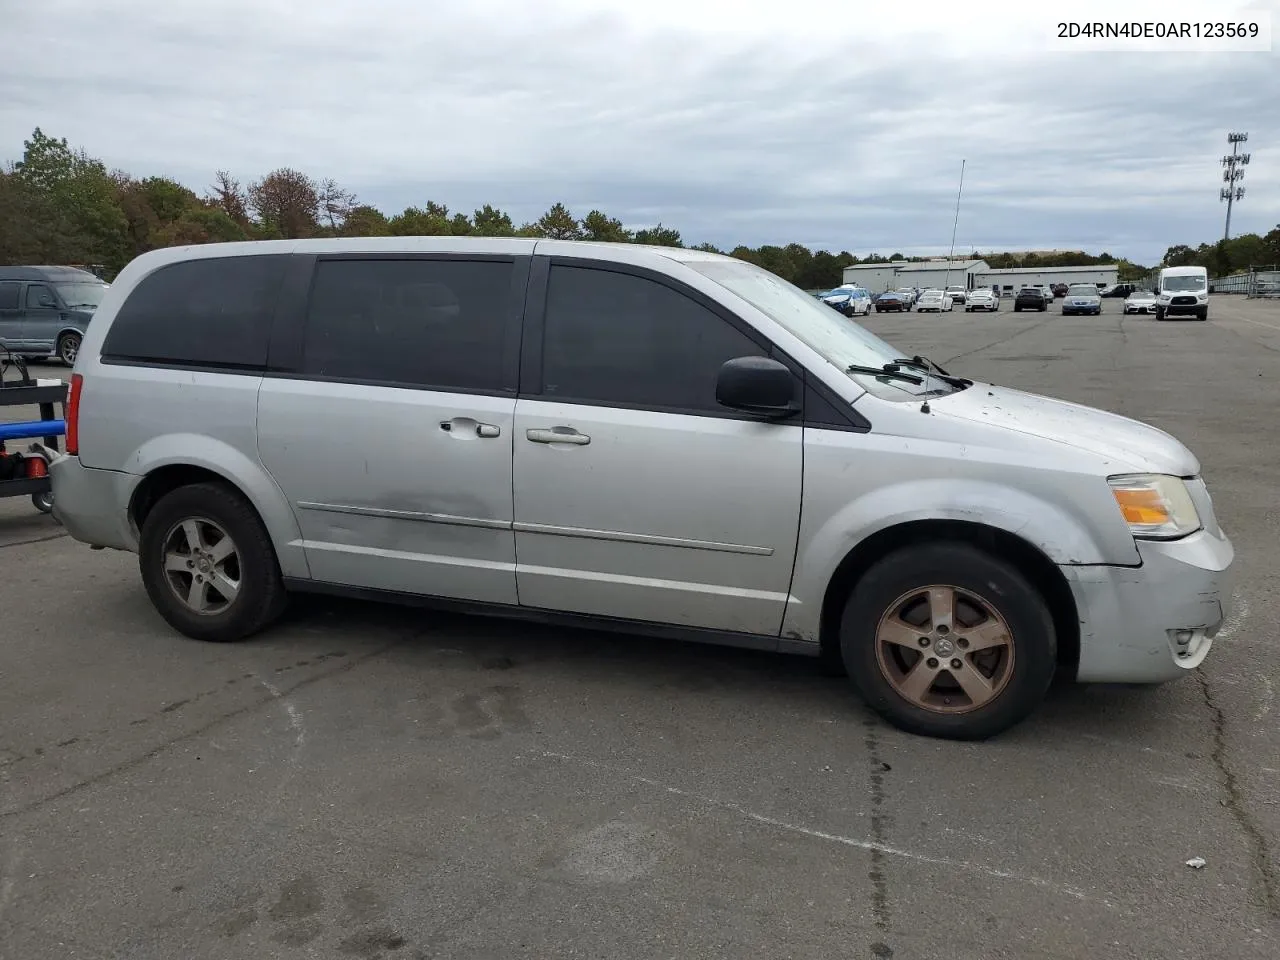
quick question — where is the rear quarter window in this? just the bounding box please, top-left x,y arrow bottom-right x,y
101,256 -> 288,369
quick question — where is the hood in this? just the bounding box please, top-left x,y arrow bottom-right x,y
931,383 -> 1199,475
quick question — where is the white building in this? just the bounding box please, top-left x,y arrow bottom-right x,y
842,259 -> 989,293
973,264 -> 1120,296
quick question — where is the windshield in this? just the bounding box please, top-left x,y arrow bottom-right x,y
1067,285 -> 1097,296
691,260 -> 957,399
54,281 -> 108,308
1163,275 -> 1207,292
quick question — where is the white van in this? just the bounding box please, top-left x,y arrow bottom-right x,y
1155,266 -> 1209,321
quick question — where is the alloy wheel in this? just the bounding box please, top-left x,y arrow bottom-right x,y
874,584 -> 1015,714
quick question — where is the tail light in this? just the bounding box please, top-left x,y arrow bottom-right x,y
66,373 -> 83,457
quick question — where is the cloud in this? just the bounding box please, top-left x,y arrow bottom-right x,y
1,0 -> 1275,264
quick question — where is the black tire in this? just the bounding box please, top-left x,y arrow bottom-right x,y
57,332 -> 82,366
839,542 -> 1057,740
138,481 -> 287,642
1013,305 -> 1021,312
1155,308 -> 1165,322
31,490 -> 53,514
1198,309 -> 1208,321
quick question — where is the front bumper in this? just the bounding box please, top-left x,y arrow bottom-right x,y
1161,301 -> 1207,316
1065,528 -> 1234,683
49,455 -> 140,552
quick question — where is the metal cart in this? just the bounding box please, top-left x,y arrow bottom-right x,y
0,351 -> 67,514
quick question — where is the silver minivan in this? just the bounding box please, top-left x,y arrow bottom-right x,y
50,238 -> 1234,740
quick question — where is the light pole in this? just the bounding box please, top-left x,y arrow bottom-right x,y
1221,132 -> 1249,241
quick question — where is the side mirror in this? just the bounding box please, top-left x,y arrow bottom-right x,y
716,356 -> 799,418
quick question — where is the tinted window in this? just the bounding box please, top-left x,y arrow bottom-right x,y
540,265 -> 768,412
0,282 -> 19,310
102,256 -> 288,368
301,258 -> 514,391
26,284 -> 55,309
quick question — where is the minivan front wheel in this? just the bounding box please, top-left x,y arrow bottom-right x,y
57,332 -> 81,366
839,543 -> 1056,740
139,482 -> 286,642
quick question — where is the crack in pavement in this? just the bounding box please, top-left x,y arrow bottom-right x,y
942,316 -> 1056,366
1198,672 -> 1280,919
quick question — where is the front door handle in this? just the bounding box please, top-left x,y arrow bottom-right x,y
526,427 -> 590,446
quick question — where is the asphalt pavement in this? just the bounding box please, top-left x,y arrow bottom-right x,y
1,295 -> 1278,959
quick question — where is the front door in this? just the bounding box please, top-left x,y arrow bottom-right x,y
512,259 -> 803,636
0,281 -> 25,350
257,254 -> 528,605
22,283 -> 61,353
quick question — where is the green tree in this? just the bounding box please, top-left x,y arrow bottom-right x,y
341,205 -> 390,237
473,204 -> 515,236
13,128 -> 131,272
388,204 -> 451,236
537,202 -> 582,240
633,223 -> 682,247
580,209 -> 631,242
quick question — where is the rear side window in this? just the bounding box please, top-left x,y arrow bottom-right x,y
539,265 -> 767,413
300,258 -> 514,392
102,256 -> 287,368
0,282 -> 19,310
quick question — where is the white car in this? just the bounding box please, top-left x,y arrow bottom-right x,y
944,285 -> 968,306
821,286 -> 873,317
915,289 -> 952,313
894,288 -> 918,307
1123,290 -> 1158,315
965,289 -> 998,312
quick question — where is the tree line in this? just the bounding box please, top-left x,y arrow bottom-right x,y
6,126 -> 1266,290
1162,230 -> 1280,278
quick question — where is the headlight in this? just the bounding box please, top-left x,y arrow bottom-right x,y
1108,474 -> 1201,539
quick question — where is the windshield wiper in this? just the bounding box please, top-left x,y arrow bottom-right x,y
890,355 -> 972,388
845,363 -> 923,385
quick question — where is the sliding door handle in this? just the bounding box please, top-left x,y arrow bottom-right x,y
526,427 -> 590,446
440,418 -> 501,438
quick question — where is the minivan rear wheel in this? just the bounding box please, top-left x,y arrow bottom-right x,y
139,482 -> 286,642
839,543 -> 1057,740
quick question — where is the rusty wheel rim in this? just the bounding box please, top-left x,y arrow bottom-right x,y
874,585 -> 1016,715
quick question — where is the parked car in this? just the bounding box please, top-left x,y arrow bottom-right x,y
964,289 -> 998,312
1013,287 -> 1049,312
1123,290 -> 1158,315
944,285 -> 967,306
914,290 -> 952,313
49,237 -> 1234,742
1050,283 -> 1068,298
1062,284 -> 1103,316
1102,284 -> 1135,298
823,287 -> 873,317
874,292 -> 908,313
0,265 -> 109,365
894,288 -> 918,307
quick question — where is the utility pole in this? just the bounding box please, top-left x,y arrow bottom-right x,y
1221,132 -> 1249,241
944,159 -> 966,293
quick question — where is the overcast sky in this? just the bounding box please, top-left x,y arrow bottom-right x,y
2,0 -> 1276,265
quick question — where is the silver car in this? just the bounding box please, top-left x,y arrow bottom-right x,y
1062,283 -> 1103,316
50,238 -> 1234,741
